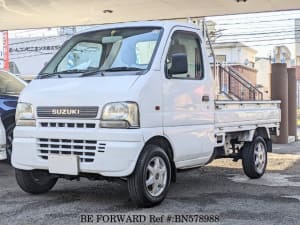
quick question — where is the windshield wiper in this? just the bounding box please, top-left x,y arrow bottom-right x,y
40,67 -> 145,79
104,67 -> 145,72
80,67 -> 145,77
57,69 -> 88,73
38,72 -> 62,79
80,69 -> 105,77
39,69 -> 88,79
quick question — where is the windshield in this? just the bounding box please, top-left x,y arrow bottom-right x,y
0,70 -> 26,96
40,27 -> 163,77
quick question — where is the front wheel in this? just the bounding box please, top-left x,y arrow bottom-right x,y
242,136 -> 267,179
15,169 -> 58,194
127,145 -> 172,208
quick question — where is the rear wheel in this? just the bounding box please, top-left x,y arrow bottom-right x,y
242,136 -> 267,179
128,145 -> 171,208
5,123 -> 15,164
15,169 -> 58,194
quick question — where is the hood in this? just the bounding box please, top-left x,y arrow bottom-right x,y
19,76 -> 140,107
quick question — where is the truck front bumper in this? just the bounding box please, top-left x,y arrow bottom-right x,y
12,126 -> 145,177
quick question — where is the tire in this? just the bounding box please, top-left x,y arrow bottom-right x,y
5,123 -> 15,164
242,136 -> 267,179
15,169 -> 58,194
128,145 -> 172,208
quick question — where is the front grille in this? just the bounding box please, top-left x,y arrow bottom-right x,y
37,138 -> 106,163
37,106 -> 98,118
39,122 -> 96,129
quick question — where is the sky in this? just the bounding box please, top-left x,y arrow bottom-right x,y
207,10 -> 300,58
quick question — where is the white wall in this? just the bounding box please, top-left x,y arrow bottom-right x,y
255,58 -> 271,99
214,45 -> 256,67
214,47 -> 240,64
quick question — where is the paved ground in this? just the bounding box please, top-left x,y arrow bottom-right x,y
1,143 -> 300,225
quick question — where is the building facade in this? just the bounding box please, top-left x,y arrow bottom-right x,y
9,35 -> 70,76
213,42 -> 257,68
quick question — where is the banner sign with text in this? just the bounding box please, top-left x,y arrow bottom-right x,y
0,31 -> 9,71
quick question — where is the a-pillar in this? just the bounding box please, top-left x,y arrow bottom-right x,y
271,63 -> 288,144
287,68 -> 297,139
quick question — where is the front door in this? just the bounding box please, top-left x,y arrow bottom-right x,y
162,28 -> 215,167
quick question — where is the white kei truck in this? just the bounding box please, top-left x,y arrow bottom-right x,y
12,21 -> 281,207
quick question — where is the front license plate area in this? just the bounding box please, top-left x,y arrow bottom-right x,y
48,155 -> 79,175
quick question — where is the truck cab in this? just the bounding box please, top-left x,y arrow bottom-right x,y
12,21 -> 280,207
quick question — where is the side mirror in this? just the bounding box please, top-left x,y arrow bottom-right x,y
168,53 -> 188,77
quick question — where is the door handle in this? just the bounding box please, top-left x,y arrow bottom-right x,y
202,95 -> 210,102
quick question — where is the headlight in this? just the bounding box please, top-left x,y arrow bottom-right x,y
100,102 -> 139,128
15,103 -> 36,126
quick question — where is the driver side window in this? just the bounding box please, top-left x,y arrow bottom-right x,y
166,31 -> 204,80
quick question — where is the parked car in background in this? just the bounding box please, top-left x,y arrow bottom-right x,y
0,70 -> 26,162
9,61 -> 35,82
18,74 -> 36,83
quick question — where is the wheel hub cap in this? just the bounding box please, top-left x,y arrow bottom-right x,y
145,156 -> 167,197
254,142 -> 266,174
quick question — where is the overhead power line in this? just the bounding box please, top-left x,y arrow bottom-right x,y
213,29 -> 299,37
215,32 -> 300,41
207,23 -> 299,30
207,24 -> 300,32
217,36 -> 297,43
207,10 -> 300,21
212,31 -> 299,40
207,17 -> 300,26
212,40 -> 298,48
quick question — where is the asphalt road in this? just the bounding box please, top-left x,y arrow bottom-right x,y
1,143 -> 300,225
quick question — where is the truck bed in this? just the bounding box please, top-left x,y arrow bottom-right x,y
215,100 -> 281,132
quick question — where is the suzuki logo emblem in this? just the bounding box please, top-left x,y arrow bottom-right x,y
51,108 -> 80,115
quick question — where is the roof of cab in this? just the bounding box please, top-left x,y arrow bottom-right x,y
76,20 -> 201,35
